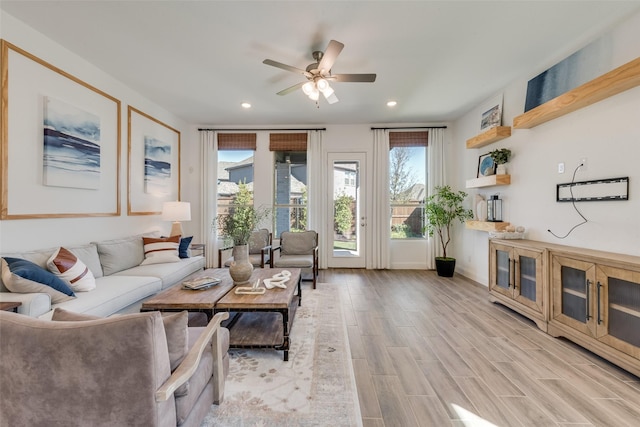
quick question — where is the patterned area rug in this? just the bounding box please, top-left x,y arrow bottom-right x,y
201,283 -> 362,427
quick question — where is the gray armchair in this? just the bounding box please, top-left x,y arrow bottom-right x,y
218,228 -> 272,268
0,309 -> 229,427
271,230 -> 319,289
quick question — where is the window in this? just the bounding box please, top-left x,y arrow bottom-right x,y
216,133 -> 256,239
389,131 -> 428,239
270,133 -> 307,237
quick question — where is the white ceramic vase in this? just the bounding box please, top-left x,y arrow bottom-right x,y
229,244 -> 253,285
496,164 -> 507,175
477,200 -> 488,222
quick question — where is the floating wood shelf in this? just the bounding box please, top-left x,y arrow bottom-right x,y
466,126 -> 512,149
466,221 -> 511,231
466,174 -> 511,188
513,56 -> 640,129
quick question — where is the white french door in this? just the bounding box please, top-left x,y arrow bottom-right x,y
327,152 -> 366,268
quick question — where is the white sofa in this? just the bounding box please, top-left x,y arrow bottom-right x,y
0,235 -> 204,319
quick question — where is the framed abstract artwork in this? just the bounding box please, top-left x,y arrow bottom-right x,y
127,106 -> 181,215
477,153 -> 495,178
0,40 -> 121,219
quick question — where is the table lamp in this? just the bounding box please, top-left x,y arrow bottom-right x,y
162,201 -> 191,236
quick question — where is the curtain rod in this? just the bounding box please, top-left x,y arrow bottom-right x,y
370,126 -> 447,130
198,127 -> 326,132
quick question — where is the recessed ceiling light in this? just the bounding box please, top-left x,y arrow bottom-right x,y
241,102 -> 251,109
386,101 -> 397,107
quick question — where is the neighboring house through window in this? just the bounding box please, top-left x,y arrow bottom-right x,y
216,133 -> 256,240
389,131 -> 428,239
270,133 -> 308,237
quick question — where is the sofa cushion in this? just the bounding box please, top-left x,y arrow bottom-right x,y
47,247 -> 97,292
161,311 -> 189,371
67,244 -> 104,279
1,257 -> 75,303
179,236 -> 193,259
141,236 -> 181,265
94,236 -> 145,276
113,257 -> 205,290
51,308 -> 189,372
41,275 -> 161,319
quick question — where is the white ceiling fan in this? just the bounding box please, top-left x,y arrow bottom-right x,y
263,39 -> 376,104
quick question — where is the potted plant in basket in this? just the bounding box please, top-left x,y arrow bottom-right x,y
215,183 -> 270,284
424,185 -> 473,277
490,148 -> 511,175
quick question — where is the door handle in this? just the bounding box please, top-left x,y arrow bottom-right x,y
586,279 -> 592,321
597,281 -> 602,325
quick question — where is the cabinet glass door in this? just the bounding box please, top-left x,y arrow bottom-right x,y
596,265 -> 640,357
551,255 -> 596,337
490,243 -> 513,298
513,248 -> 543,313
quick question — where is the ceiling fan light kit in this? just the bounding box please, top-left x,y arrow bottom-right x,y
263,39 -> 376,105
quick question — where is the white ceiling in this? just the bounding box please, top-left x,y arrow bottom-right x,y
2,1 -> 639,126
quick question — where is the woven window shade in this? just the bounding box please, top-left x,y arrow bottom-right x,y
217,133 -> 257,150
389,131 -> 429,148
269,133 -> 308,151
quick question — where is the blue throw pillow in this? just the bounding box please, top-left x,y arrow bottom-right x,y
1,257 -> 76,303
179,236 -> 193,259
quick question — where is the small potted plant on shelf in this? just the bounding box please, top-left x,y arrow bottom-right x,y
424,185 -> 474,277
490,148 -> 511,175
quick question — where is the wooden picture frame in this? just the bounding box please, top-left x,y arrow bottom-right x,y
0,40 -> 121,219
479,93 -> 503,131
127,106 -> 181,215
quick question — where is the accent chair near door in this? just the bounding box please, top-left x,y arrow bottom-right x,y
271,230 -> 319,289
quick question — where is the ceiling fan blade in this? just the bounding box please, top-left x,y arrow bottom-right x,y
332,73 -> 377,83
317,40 -> 344,72
324,91 -> 339,104
277,81 -> 305,96
263,59 -> 312,78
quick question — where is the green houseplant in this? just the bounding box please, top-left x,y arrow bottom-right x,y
215,183 -> 270,284
424,185 -> 473,277
490,148 -> 512,174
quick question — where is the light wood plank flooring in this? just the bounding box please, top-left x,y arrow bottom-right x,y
318,269 -> 640,427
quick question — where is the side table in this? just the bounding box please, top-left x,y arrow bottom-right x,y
190,243 -> 206,258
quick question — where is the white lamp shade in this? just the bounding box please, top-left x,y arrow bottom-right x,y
302,81 -> 315,96
316,78 -> 330,92
161,201 -> 191,221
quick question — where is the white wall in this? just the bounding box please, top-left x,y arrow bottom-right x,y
0,11 -> 194,252
452,11 -> 640,285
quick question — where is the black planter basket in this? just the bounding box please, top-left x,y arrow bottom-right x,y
435,257 -> 456,277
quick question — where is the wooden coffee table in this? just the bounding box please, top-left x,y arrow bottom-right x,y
140,269 -> 236,320
140,268 -> 302,361
214,268 -> 302,361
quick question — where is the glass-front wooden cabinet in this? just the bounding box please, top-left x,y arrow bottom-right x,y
595,265 -> 640,360
549,249 -> 640,376
489,240 -> 547,331
551,255 -> 597,337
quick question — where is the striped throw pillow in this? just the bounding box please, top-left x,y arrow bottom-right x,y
141,235 -> 181,265
47,247 -> 96,292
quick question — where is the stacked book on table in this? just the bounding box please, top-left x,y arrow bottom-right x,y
182,276 -> 221,290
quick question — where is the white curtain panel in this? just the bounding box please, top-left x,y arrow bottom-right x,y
368,129 -> 391,269
200,130 -> 217,268
426,128 -> 447,268
307,130 -> 328,269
